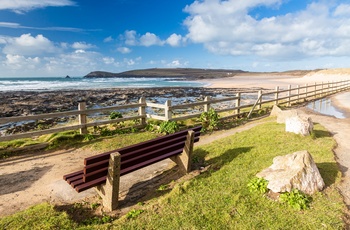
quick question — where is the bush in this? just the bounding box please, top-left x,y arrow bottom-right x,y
200,108 -> 220,132
158,121 -> 179,134
109,111 -> 123,120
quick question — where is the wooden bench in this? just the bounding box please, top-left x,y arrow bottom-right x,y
63,126 -> 201,210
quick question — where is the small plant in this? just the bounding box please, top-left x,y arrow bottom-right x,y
126,209 -> 144,219
109,111 -> 123,120
247,177 -> 269,194
279,189 -> 311,210
200,108 -> 220,132
83,134 -> 95,141
83,215 -> 113,225
90,203 -> 100,209
158,121 -> 179,134
158,184 -> 169,191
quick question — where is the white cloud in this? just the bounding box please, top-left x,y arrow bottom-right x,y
166,34 -> 183,47
72,42 -> 95,50
0,21 -> 96,32
103,36 -> 113,43
117,47 -> 131,54
123,30 -> 138,46
166,59 -> 189,67
4,54 -> 40,70
2,34 -> 59,56
0,0 -> 76,13
334,4 -> 350,16
103,57 -> 115,64
139,32 -> 164,47
120,30 -> 165,47
183,0 -> 350,60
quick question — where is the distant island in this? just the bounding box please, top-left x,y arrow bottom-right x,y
83,68 -> 315,80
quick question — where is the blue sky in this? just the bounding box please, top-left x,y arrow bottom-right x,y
1,0 -> 350,77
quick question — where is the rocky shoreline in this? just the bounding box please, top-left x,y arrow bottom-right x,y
0,86 -> 266,135
0,87 -> 264,118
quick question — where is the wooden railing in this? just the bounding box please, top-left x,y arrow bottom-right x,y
1,80 -> 349,142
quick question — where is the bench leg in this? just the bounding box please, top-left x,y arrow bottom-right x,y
171,130 -> 195,174
95,152 -> 121,211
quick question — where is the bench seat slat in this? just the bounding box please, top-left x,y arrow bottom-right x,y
63,170 -> 83,180
75,176 -> 107,192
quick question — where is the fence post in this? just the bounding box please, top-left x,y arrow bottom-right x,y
287,85 -> 291,106
165,100 -> 172,121
321,82 -> 324,96
314,82 -> 317,99
258,90 -> 262,109
78,101 -> 87,134
305,84 -> 308,100
204,96 -> 211,112
296,85 -> 300,103
138,97 -> 146,126
274,86 -> 279,105
235,93 -> 241,114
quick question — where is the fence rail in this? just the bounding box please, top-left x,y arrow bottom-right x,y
1,80 -> 349,142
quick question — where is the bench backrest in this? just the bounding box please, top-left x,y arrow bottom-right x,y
82,126 -> 201,183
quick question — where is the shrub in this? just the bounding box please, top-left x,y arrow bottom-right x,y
158,121 -> 179,134
279,189 -> 311,210
200,108 -> 220,132
247,177 -> 269,194
109,111 -> 123,120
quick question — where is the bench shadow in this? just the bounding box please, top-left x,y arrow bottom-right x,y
0,165 -> 52,195
119,146 -> 253,209
118,165 -> 184,208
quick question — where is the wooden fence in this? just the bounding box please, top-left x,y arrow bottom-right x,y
0,80 -> 349,142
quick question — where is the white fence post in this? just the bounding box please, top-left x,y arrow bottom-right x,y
78,101 -> 87,134
165,100 -> 172,121
204,96 -> 211,112
138,97 -> 146,126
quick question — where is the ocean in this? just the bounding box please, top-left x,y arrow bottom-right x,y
0,77 -> 206,91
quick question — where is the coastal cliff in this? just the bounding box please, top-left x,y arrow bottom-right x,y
84,68 -> 247,79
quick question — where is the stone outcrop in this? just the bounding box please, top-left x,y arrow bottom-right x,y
270,105 -> 313,136
285,116 -> 313,136
256,150 -> 325,195
270,105 -> 299,124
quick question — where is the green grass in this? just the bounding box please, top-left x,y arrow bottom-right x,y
0,121 -> 345,229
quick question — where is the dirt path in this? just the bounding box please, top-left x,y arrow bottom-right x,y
298,108 -> 350,208
1,107 -> 350,218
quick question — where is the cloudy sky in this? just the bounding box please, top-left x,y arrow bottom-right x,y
1,0 -> 350,77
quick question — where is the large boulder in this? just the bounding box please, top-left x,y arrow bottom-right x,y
285,116 -> 313,136
270,105 -> 299,124
256,150 -> 325,195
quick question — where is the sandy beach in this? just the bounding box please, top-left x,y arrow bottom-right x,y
200,69 -> 350,90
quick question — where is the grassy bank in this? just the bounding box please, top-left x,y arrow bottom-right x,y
0,120 -> 345,229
